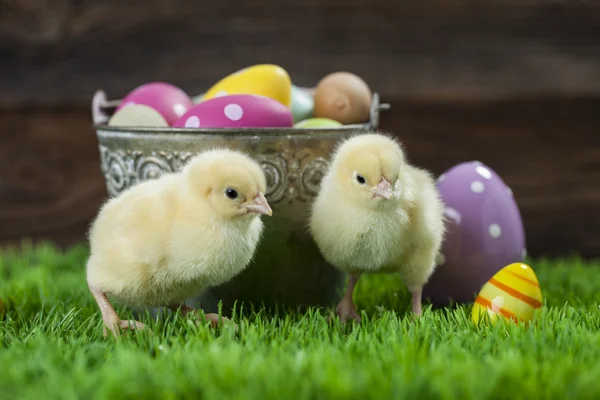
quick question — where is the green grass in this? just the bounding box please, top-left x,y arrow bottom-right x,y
1,243 -> 600,400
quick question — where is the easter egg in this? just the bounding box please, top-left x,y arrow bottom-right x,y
173,94 -> 294,128
108,104 -> 169,127
294,117 -> 342,129
192,93 -> 205,104
203,64 -> 292,107
471,262 -> 543,325
422,161 -> 526,307
291,85 -> 314,122
117,82 -> 193,126
313,72 -> 372,124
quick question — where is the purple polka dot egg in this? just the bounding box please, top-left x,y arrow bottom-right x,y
173,94 -> 294,129
116,82 -> 193,126
422,161 -> 526,307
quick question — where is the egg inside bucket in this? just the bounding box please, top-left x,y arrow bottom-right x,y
294,117 -> 342,128
471,262 -> 543,325
116,82 -> 193,126
423,161 -> 527,307
173,94 -> 294,128
291,85 -> 314,123
313,71 -> 372,124
202,64 -> 292,107
108,104 -> 169,127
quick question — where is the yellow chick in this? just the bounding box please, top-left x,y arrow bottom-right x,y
86,149 -> 272,338
309,132 -> 445,323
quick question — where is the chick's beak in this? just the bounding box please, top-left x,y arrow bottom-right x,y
371,178 -> 393,200
243,192 -> 273,216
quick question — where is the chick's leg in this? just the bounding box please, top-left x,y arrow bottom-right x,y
88,284 -> 145,338
168,304 -> 230,327
336,273 -> 362,324
408,285 -> 423,316
400,245 -> 439,318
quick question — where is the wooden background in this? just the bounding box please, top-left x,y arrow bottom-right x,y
1,0 -> 599,257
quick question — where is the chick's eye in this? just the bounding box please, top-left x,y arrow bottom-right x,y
355,174 -> 366,185
225,188 -> 238,200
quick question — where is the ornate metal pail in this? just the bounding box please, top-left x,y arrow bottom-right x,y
91,89 -> 390,314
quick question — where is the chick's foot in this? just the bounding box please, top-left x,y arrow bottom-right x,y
88,284 -> 145,339
169,304 -> 232,327
103,319 -> 146,339
203,313 -> 230,326
336,298 -> 361,324
333,273 -> 362,324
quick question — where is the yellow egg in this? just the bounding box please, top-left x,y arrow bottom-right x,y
203,64 -> 292,107
471,262 -> 543,326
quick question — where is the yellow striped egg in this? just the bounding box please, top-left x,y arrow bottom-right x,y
471,262 -> 543,325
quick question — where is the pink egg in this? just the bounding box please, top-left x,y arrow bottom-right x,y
117,82 -> 193,126
173,94 -> 294,128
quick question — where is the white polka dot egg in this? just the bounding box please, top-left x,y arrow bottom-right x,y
173,94 -> 294,129
422,161 -> 526,306
202,64 -> 292,108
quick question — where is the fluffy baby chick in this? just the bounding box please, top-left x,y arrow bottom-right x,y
86,149 -> 272,338
309,132 -> 445,323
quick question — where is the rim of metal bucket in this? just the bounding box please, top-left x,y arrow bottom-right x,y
92,89 -> 391,136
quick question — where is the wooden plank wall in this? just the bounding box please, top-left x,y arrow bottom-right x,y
1,0 -> 599,257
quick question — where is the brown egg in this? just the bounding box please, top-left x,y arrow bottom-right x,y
313,72 -> 372,124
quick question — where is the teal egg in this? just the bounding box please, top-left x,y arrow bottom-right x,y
291,85 -> 314,123
192,93 -> 205,104
294,117 -> 342,129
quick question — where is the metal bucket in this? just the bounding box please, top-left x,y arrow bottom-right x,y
91,88 -> 390,314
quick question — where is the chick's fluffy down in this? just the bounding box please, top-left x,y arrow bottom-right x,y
86,149 -> 266,307
309,133 -> 445,290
